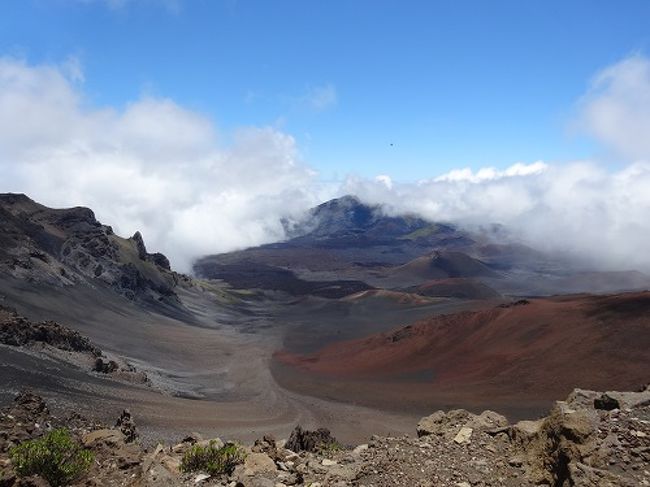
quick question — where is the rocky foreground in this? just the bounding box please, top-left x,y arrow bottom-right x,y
1,386 -> 649,487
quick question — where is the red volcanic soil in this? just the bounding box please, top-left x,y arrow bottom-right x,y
412,278 -> 501,300
276,292 -> 650,403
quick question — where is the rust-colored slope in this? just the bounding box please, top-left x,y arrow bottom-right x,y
276,292 -> 650,398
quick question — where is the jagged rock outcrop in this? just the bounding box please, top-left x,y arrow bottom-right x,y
115,409 -> 138,443
285,425 -> 338,453
0,305 -> 100,356
0,193 -> 182,305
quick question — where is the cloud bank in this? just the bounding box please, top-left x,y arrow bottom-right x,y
0,57 -> 320,271
1,55 -> 650,272
347,160 -> 650,271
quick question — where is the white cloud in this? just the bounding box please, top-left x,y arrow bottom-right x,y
580,54 -> 650,161
433,161 -> 548,183
375,174 -> 393,189
0,57 -> 318,271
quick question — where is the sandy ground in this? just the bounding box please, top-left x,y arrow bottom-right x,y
0,276 -> 424,445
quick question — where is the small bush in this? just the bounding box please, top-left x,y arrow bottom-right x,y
180,441 -> 246,475
10,429 -> 94,487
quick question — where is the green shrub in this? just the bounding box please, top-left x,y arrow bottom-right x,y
318,440 -> 344,457
10,428 -> 94,487
180,441 -> 246,475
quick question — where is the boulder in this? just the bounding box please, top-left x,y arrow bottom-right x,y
82,429 -> 126,448
252,434 -> 282,461
94,357 -> 119,374
243,452 -> 277,475
524,402 -> 600,485
509,419 -> 544,447
417,409 -> 504,439
416,410 -> 448,437
464,410 -> 508,431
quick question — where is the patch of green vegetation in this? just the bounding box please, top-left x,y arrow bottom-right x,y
10,429 -> 94,487
317,440 -> 344,457
398,224 -> 439,240
196,279 -> 261,305
180,441 -> 246,476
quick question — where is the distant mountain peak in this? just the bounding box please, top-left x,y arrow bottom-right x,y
285,194 -> 433,241
314,194 -> 364,209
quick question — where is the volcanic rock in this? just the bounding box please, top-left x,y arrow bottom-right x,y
0,193 -> 181,306
285,426 -> 338,453
1,388 -> 649,486
115,409 -> 138,443
0,306 -> 101,356
594,393 -> 620,411
93,357 -> 119,373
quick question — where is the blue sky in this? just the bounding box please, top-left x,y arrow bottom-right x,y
2,0 -> 650,181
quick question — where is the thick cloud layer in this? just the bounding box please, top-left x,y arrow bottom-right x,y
0,57 -> 320,270
347,160 -> 650,271
1,55 -> 650,272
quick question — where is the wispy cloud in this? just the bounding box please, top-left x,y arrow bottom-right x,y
299,84 -> 338,111
579,53 -> 650,161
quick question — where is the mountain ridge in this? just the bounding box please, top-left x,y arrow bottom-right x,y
0,193 -> 186,308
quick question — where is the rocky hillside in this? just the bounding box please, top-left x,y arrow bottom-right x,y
195,195 -> 650,298
0,193 -> 186,305
1,386 -> 648,486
